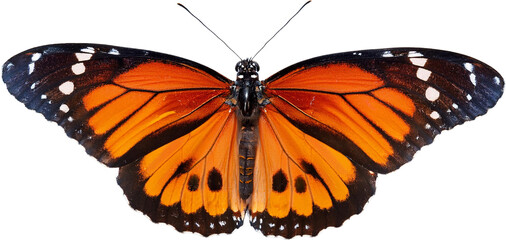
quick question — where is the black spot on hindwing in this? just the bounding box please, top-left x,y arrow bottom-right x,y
294,176 -> 307,193
272,169 -> 288,192
169,158 -> 193,182
207,168 -> 223,191
187,174 -> 200,191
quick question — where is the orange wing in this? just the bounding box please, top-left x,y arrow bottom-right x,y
3,44 -> 230,167
2,44 -> 244,235
118,105 -> 246,235
253,48 -> 504,237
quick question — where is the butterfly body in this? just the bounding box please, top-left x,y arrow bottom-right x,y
2,44 -> 503,238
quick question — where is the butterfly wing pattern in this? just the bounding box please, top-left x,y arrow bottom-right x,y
2,44 -> 245,235
253,48 -> 503,237
2,45 -> 503,238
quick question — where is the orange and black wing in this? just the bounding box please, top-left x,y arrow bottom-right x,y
251,48 -> 503,237
2,44 -> 244,235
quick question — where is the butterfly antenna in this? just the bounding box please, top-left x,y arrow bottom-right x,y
251,0 -> 312,60
178,3 -> 242,61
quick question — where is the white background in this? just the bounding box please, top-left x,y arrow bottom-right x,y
0,0 -> 505,239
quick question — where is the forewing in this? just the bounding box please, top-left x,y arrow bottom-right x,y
264,48 -> 503,173
2,43 -> 231,167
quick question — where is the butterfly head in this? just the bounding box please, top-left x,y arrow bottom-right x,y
235,59 -> 260,75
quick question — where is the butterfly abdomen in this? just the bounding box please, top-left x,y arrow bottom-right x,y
239,125 -> 258,200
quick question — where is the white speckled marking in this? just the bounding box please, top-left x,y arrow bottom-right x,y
219,221 -> 226,226
466,94 -> 472,101
108,48 -> 120,55
408,51 -> 423,57
59,81 -> 74,95
68,116 -> 74,122
31,53 -> 42,61
71,63 -> 85,75
425,87 -> 440,101
416,68 -> 432,81
430,111 -> 440,119
425,123 -> 431,129
59,104 -> 70,113
81,47 -> 95,54
30,82 -> 37,90
464,62 -> 474,72
382,51 -> 394,57
28,62 -> 35,74
75,53 -> 92,61
41,94 -> 47,99
452,103 -> 459,109
494,76 -> 501,85
6,62 -> 14,70
410,58 -> 427,67
469,73 -> 477,86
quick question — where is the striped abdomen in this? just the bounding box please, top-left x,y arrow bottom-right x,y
239,126 -> 257,200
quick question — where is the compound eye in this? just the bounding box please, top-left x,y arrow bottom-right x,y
251,62 -> 260,71
235,62 -> 242,72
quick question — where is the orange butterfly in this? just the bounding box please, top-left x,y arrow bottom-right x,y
2,43 -> 503,238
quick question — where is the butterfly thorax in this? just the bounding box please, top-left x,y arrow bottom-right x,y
234,59 -> 261,118
233,59 -> 262,200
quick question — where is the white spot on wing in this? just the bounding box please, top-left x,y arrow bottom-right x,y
466,94 -> 472,101
416,68 -> 432,81
59,104 -> 70,113
469,73 -> 477,86
494,76 -> 501,85
430,111 -> 440,119
219,221 -> 226,226
279,225 -> 285,231
425,123 -> 431,129
41,94 -> 47,99
464,62 -> 474,72
28,62 -> 35,74
408,51 -> 423,57
59,81 -> 74,95
31,53 -> 42,61
452,103 -> 459,109
382,51 -> 394,57
6,62 -> 14,70
71,63 -> 85,75
68,116 -> 74,122
108,48 -> 120,55
425,87 -> 440,101
410,58 -> 427,67
81,47 -> 95,54
30,82 -> 37,90
75,53 -> 92,61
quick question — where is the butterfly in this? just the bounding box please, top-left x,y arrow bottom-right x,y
2,42 -> 504,238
